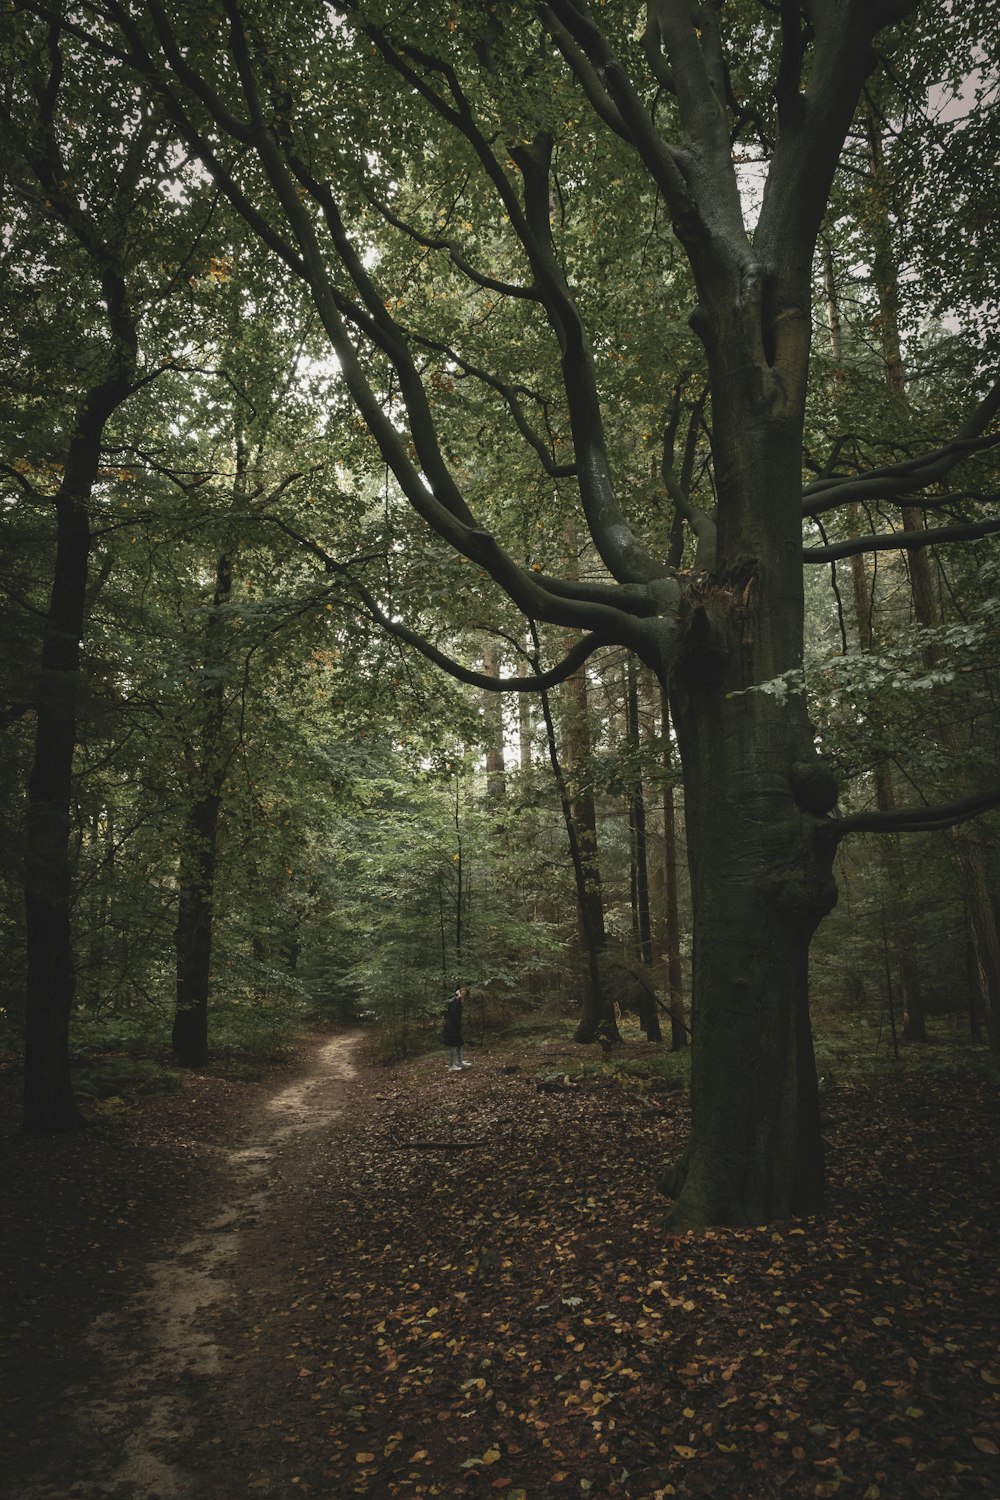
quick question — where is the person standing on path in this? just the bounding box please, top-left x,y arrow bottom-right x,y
442,985 -> 471,1072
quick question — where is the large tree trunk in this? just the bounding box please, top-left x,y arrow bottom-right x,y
667,648 -> 837,1224
662,378 -> 839,1223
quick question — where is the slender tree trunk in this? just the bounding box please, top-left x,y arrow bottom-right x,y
23,350 -> 134,1129
172,789 -> 222,1065
660,686 -> 687,1051
172,544 -> 234,1066
23,484 -> 92,1131
482,640 -> 506,800
562,645 -> 615,1041
86,810 -> 115,1012
531,620 -> 617,1043
863,121 -> 1000,1048
958,837 -> 1000,1050
825,236 -> 927,1039
538,676 -> 617,1044
626,656 -> 660,1040
172,417 -> 252,1064
453,777 -> 463,974
518,643 -> 533,771
847,509 -> 927,1041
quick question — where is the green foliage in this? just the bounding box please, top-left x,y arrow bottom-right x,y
71,1055 -> 183,1103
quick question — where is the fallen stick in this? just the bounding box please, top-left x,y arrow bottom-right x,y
392,1140 -> 489,1151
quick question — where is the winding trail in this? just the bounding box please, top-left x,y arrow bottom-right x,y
47,1032 -> 360,1500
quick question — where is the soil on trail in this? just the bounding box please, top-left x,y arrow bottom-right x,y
1,1030 -> 361,1500
2,1028 -> 1000,1500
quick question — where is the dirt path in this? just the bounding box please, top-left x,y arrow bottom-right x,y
12,1031 -> 361,1500
6,1038 -> 1000,1500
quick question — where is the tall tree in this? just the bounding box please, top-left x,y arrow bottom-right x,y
1,21 -> 178,1128
35,0 -> 1000,1225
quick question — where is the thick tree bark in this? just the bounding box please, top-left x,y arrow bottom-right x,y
662,379 -> 839,1223
666,630 -> 837,1224
23,482 -> 92,1131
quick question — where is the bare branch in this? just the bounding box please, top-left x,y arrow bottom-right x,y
803,384 -> 1000,516
834,786 -> 1000,839
804,515 -> 1000,562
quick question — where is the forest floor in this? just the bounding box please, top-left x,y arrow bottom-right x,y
2,1025 -> 999,1500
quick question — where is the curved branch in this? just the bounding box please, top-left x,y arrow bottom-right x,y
342,584 -> 609,694
834,785 -> 1000,840
264,519 -> 616,691
660,396 -> 716,572
541,4 -> 633,137
355,14 -> 666,585
363,187 -> 541,302
260,515 -> 668,643
803,515 -> 1000,562
397,330 -> 577,480
538,0 -> 709,242
0,462 -> 47,502
803,385 -> 1000,516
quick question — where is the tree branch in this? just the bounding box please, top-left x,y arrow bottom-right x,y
537,5 -> 633,139
834,786 -> 1000,839
802,416 -> 1000,517
329,575 -> 610,695
363,187 -> 541,302
803,515 -> 1000,562
538,0 -> 714,247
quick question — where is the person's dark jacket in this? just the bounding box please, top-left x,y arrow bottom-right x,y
442,992 -> 463,1046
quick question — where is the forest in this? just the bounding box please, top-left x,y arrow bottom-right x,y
3,0 -> 1000,1216
3,2 -> 1000,1495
